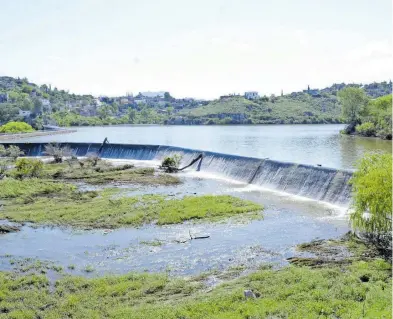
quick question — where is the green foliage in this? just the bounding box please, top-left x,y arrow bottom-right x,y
1,188 -> 262,228
363,94 -> 392,139
14,158 -> 44,179
6,145 -> 24,160
0,258 -> 390,318
0,144 -> 7,157
161,154 -> 182,172
350,153 -> 392,233
178,95 -> 342,125
338,87 -> 369,125
355,122 -> 376,137
44,143 -> 72,163
0,178 -> 75,199
0,121 -> 34,133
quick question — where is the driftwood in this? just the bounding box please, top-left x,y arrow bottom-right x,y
178,153 -> 203,171
98,137 -> 109,155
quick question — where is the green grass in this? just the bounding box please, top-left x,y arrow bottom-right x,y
0,178 -> 75,199
40,160 -> 181,185
1,190 -> 262,228
0,259 -> 390,319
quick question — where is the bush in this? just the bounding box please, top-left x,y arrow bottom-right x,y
14,158 -> 44,179
7,145 -> 24,160
160,154 -> 182,172
0,121 -> 34,133
44,143 -> 72,163
350,153 -> 392,234
356,122 -> 376,137
0,145 -> 7,157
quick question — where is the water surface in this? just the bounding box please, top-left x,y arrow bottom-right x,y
7,124 -> 391,169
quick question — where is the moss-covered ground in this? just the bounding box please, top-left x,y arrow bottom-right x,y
0,241 -> 390,319
0,160 -> 262,228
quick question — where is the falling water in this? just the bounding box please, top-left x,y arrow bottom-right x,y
5,142 -> 353,206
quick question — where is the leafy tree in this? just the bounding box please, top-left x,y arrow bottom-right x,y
33,97 -> 43,115
7,145 -> 24,160
338,87 -> 368,126
0,104 -> 20,123
127,108 -> 136,123
44,143 -> 72,163
350,153 -> 392,233
0,121 -> 34,133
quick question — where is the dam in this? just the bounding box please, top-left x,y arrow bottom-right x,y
4,142 -> 353,206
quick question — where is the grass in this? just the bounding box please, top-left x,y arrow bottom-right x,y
40,160 -> 181,185
0,187 -> 263,228
0,178 -> 75,199
179,95 -> 342,124
0,258 -> 390,319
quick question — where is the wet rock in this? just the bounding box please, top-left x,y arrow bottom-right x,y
0,224 -> 20,234
244,289 -> 256,299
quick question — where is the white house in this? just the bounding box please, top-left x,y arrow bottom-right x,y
244,91 -> 259,100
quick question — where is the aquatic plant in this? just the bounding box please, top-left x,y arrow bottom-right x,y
160,154 -> 182,172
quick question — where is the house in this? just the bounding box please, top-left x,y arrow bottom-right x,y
303,85 -> 320,97
244,91 -> 259,100
140,91 -> 166,98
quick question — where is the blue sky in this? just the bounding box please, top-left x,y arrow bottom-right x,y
0,0 -> 391,98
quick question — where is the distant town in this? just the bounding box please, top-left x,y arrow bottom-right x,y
0,76 -> 391,127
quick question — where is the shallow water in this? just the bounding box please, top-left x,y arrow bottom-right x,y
5,124 -> 391,169
0,168 -> 349,277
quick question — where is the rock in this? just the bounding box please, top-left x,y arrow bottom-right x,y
244,289 -> 256,299
0,224 -> 20,234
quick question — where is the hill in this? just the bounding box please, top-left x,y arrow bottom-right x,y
172,93 -> 341,124
0,76 -> 391,127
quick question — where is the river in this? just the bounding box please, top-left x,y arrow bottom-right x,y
7,124 -> 392,169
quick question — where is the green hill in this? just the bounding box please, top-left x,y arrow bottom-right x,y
174,93 -> 341,124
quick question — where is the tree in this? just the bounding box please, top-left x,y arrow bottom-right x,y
127,108 -> 136,123
350,153 -> 392,233
0,121 -> 34,133
338,87 -> 368,126
33,97 -> 43,115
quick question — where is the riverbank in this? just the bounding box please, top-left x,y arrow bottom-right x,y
0,233 -> 390,319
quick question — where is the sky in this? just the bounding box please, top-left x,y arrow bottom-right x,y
0,0 -> 391,99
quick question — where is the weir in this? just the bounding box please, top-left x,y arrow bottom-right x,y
3,142 -> 353,206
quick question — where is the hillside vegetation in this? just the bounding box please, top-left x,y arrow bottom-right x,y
176,94 -> 341,124
0,76 -> 391,127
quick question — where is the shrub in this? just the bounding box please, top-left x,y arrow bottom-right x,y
86,153 -> 100,166
0,145 -> 7,157
0,121 -> 34,133
14,158 -> 44,179
44,143 -> 72,163
350,153 -> 392,234
7,145 -> 24,160
160,154 -> 182,173
355,122 -> 376,137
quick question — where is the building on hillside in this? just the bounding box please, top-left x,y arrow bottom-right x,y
244,91 -> 259,100
139,91 -> 166,98
303,85 -> 320,97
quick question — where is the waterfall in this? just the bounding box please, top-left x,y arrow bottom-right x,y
3,142 -> 353,206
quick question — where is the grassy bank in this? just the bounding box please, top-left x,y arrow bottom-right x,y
1,187 -> 262,228
0,241 -> 390,319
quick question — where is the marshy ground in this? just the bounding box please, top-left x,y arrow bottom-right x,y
0,158 -> 391,318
